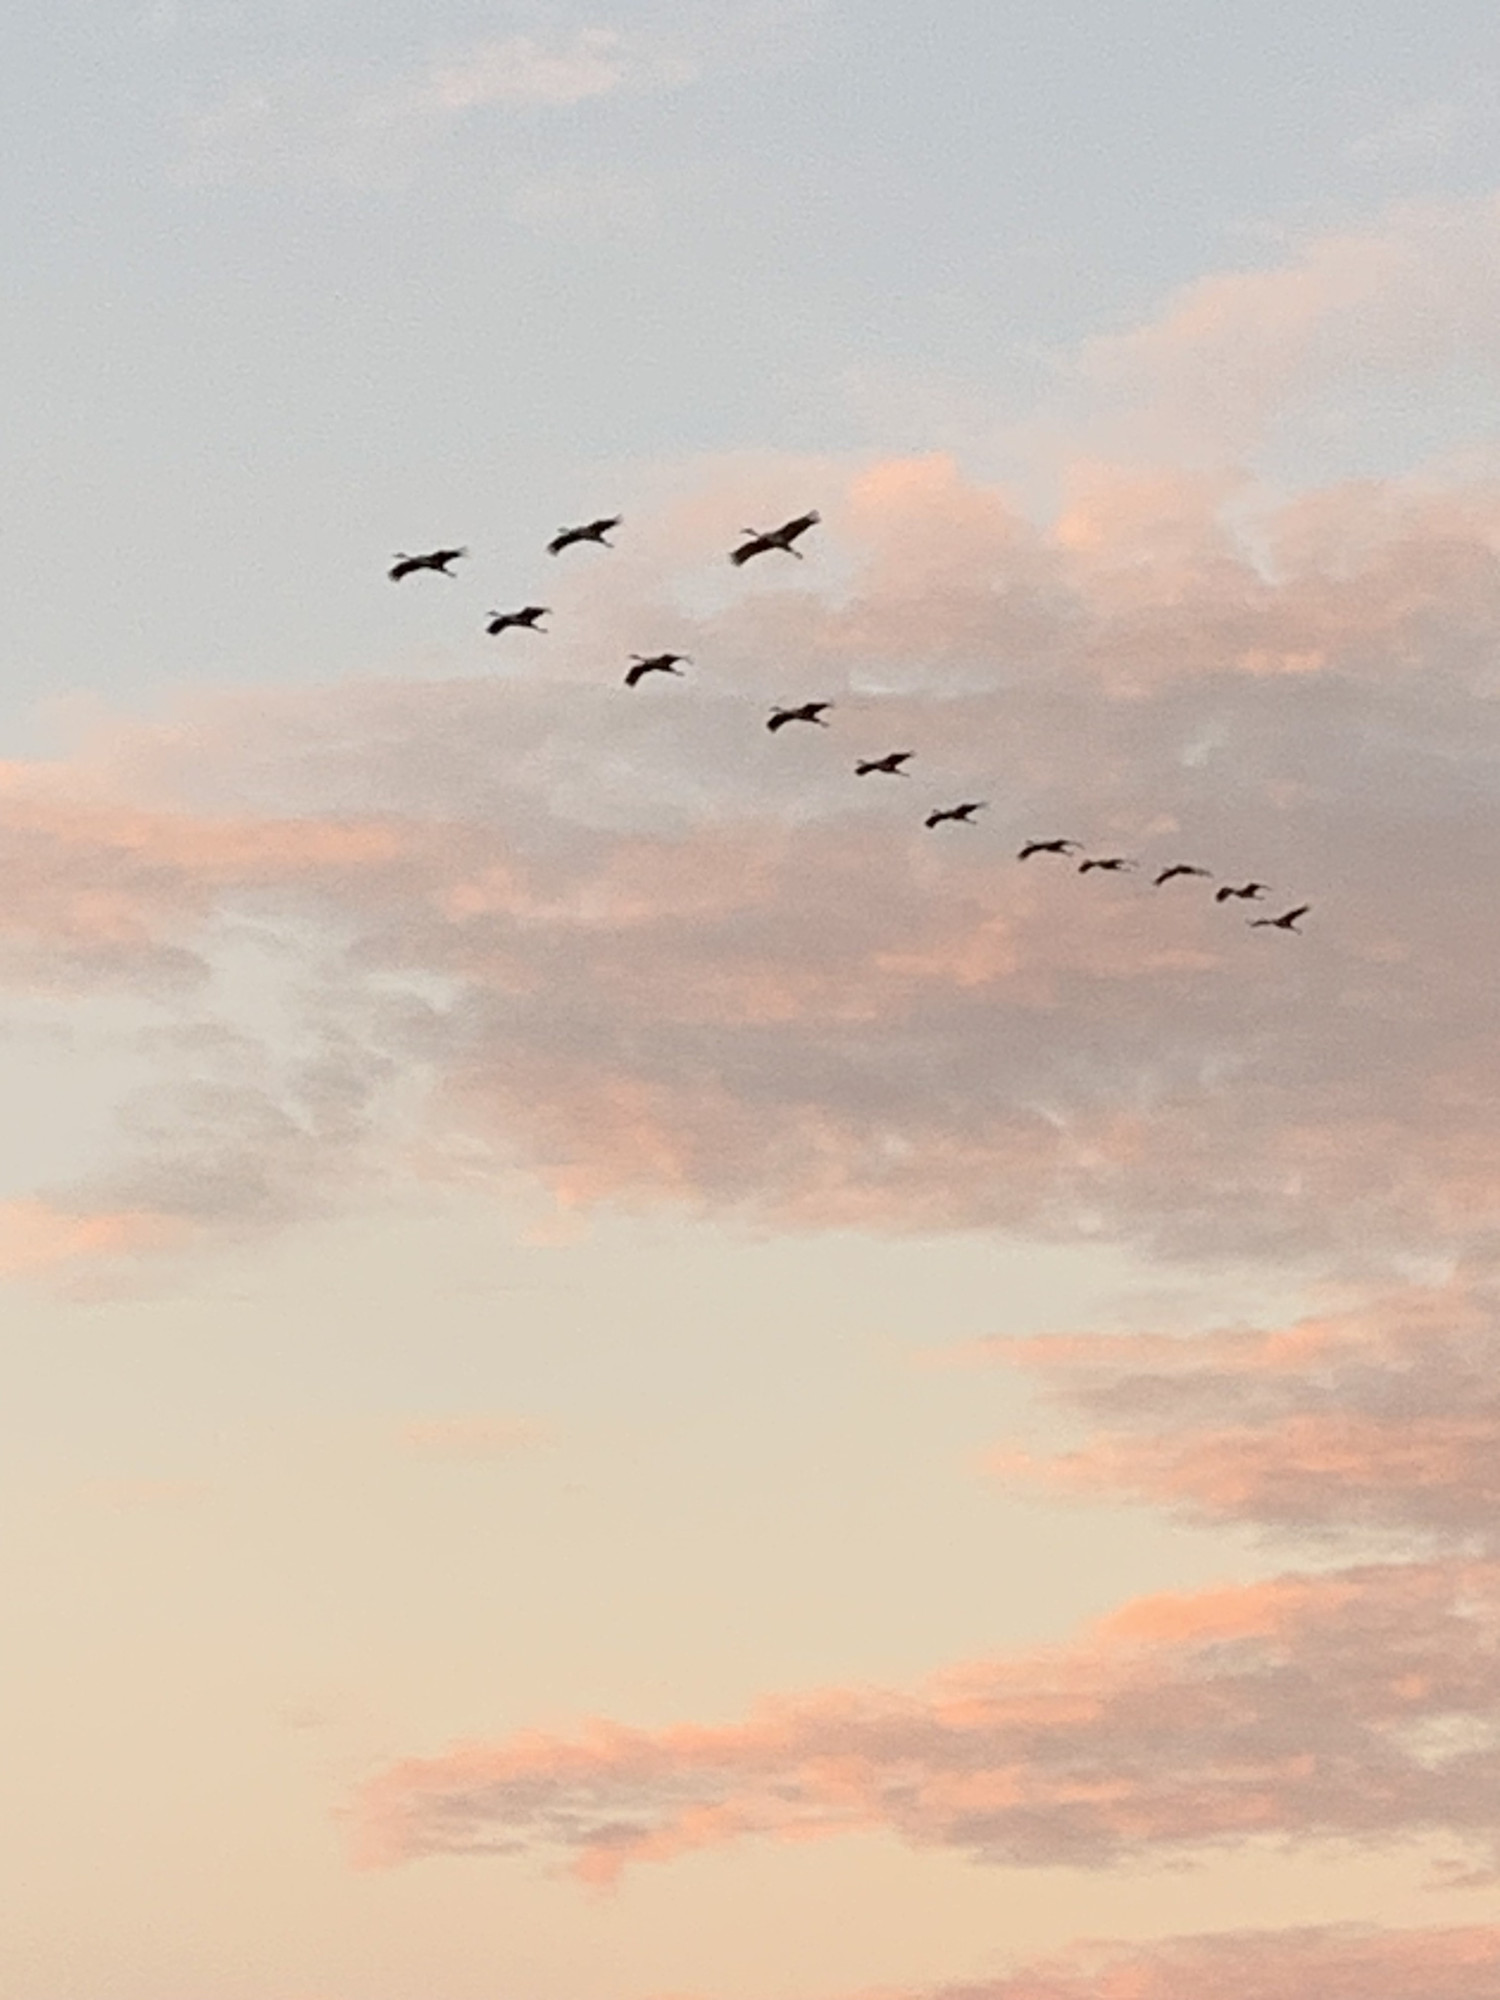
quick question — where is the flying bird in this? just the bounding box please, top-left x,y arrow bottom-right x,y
1215,881 -> 1270,903
1154,864 -> 1212,887
624,652 -> 690,687
1250,904 -> 1310,932
1079,856 -> 1135,874
485,606 -> 549,635
389,548 -> 466,581
925,802 -> 986,828
730,512 -> 821,566
767,701 -> 832,732
855,752 -> 913,776
1018,839 -> 1081,860
548,516 -> 621,555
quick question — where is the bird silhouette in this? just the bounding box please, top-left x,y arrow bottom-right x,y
1079,856 -> 1135,874
767,701 -> 832,732
1018,839 -> 1081,860
925,802 -> 986,828
485,606 -> 549,635
1250,904 -> 1310,932
389,548 -> 466,581
624,653 -> 689,687
855,752 -> 913,776
1154,864 -> 1212,887
1215,881 -> 1269,903
731,512 -> 821,567
548,516 -> 621,555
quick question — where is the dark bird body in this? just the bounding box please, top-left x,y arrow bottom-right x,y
625,653 -> 689,687
1216,881 -> 1269,903
855,752 -> 913,777
1154,864 -> 1212,887
731,512 -> 821,567
548,516 -> 621,555
389,548 -> 466,581
1018,839 -> 1081,860
767,701 -> 832,733
925,802 -> 986,828
1250,904 -> 1310,932
1079,856 -> 1135,874
486,606 -> 549,635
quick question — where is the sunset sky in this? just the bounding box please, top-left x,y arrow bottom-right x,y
5,5 -> 1500,1997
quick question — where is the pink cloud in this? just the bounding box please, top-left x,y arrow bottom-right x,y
1058,192 -> 1500,462
354,1557 -> 1500,1881
988,1272 -> 1500,1546
893,1922 -> 1500,2000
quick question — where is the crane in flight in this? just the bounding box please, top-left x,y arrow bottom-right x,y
624,653 -> 690,687
548,516 -> 621,555
730,512 -> 821,566
1154,864 -> 1212,887
855,752 -> 913,776
1250,904 -> 1310,932
389,548 -> 466,581
486,606 -> 549,635
767,701 -> 832,732
1079,856 -> 1135,874
925,802 -> 986,828
1215,881 -> 1269,903
1018,839 -> 1080,860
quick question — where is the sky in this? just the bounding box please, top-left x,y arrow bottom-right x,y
4,3 -> 1500,1996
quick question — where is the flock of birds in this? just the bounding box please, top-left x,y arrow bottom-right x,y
388,510 -> 1311,935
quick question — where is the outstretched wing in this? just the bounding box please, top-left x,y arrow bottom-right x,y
780,511 -> 821,543
731,534 -> 769,566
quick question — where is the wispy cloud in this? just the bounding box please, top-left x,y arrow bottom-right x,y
419,28 -> 695,113
180,23 -> 700,189
401,1416 -> 551,1460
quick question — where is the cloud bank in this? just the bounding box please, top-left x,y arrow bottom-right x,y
8,437 -> 1500,1274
